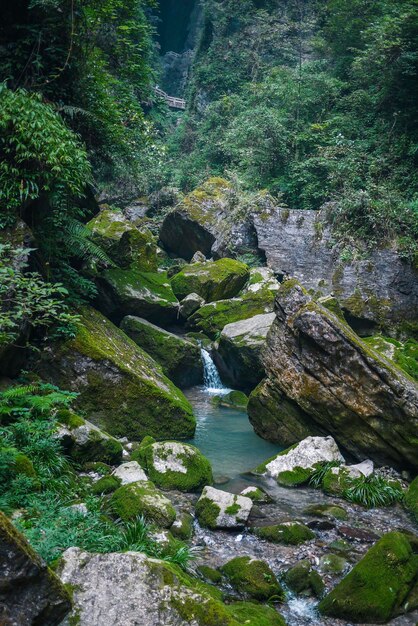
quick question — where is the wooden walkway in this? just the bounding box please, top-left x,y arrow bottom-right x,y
154,87 -> 186,110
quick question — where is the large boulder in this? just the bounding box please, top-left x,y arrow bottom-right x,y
187,268 -> 279,339
95,268 -> 179,325
56,412 -> 123,465
87,208 -> 158,271
255,436 -> 344,487
58,547 -> 286,626
249,280 -> 418,470
136,440 -> 213,492
318,531 -> 418,622
220,556 -> 284,601
195,486 -> 253,529
35,307 -> 195,441
171,258 -> 250,303
214,313 -> 275,390
254,206 -> 418,330
110,480 -> 176,527
120,316 -> 203,388
0,511 -> 71,625
159,177 -> 257,261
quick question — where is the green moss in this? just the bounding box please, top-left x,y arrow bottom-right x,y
221,556 -> 284,602
318,531 -> 418,622
253,523 -> 315,546
110,480 -> 176,527
198,565 -> 223,584
212,390 -> 248,410
171,258 -> 250,303
56,409 -> 86,429
304,503 -> 348,521
405,476 -> 418,523
83,462 -> 112,475
195,497 -> 221,529
321,467 -> 351,496
69,428 -> 123,465
139,441 -> 213,492
284,560 -> 325,597
276,467 -> 312,487
241,487 -> 271,503
225,499 -> 240,515
363,335 -> 418,380
13,453 -> 37,478
319,553 -> 347,574
227,602 -> 287,626
91,475 -> 121,495
171,511 -> 194,540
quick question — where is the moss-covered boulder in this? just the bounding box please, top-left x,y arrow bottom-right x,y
0,511 -> 71,624
252,522 -> 315,545
214,313 -> 275,389
179,293 -> 205,319
120,315 -> 203,388
36,307 -> 195,441
96,268 -> 179,325
284,560 -> 324,597
195,486 -> 253,529
405,476 -> 418,523
91,475 -> 121,495
212,390 -> 249,410
171,258 -> 250,303
221,556 -> 284,602
319,553 -> 348,574
87,208 -> 158,271
187,269 -> 279,338
304,503 -> 348,521
318,531 -> 418,622
170,511 -> 194,540
137,440 -> 213,492
110,480 -> 176,527
59,546 -> 287,626
254,437 -> 344,487
57,415 -> 123,465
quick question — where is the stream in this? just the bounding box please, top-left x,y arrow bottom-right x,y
178,351 -> 418,626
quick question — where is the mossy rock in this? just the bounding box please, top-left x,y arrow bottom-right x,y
227,602 -> 287,626
284,560 -> 324,598
13,452 -> 37,479
120,315 -> 203,388
91,475 -> 121,495
252,522 -> 315,546
195,486 -> 252,529
198,565 -> 223,584
319,553 -> 348,574
96,268 -> 179,325
363,334 -> 418,381
138,441 -> 213,492
318,531 -> 418,622
171,258 -> 250,303
321,467 -> 351,496
240,486 -> 272,503
67,421 -> 124,465
304,503 -> 348,521
36,307 -> 195,441
221,556 -> 284,602
187,285 -> 277,339
56,408 -> 85,429
110,480 -> 176,527
405,476 -> 418,523
212,390 -> 249,410
87,208 -> 158,271
170,511 -> 194,540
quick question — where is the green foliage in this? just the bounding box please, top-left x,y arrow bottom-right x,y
309,461 -> 342,489
342,475 -> 404,509
0,244 -> 80,345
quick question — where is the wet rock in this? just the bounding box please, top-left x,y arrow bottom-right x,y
86,208 -> 157,271
307,520 -> 335,531
303,503 -> 348,521
179,293 -> 205,319
58,547 -> 285,626
36,307 -> 195,442
249,280 -> 418,470
195,486 -> 253,529
221,556 -> 284,601
120,316 -> 203,387
252,522 -> 315,545
284,560 -> 325,598
319,553 -> 348,574
255,436 -> 344,486
95,268 -> 179,326
171,258 -> 250,303
110,480 -> 176,527
135,440 -> 213,492
214,313 -> 275,389
0,511 -> 71,625
253,205 -> 418,328
112,461 -> 147,485
338,526 -> 380,543
212,390 -> 249,410
318,531 -> 418,622
240,486 -> 272,503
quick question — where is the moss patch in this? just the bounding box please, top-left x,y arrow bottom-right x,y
221,556 -> 284,602
284,560 -> 324,597
195,497 -> 221,530
363,335 -> 418,380
110,480 -> 176,527
91,475 -> 121,495
253,523 -> 315,546
171,258 -> 250,303
304,503 -> 348,521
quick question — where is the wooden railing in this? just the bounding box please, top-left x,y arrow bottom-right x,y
154,87 -> 186,110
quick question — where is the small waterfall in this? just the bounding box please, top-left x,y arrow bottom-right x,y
201,349 -> 228,394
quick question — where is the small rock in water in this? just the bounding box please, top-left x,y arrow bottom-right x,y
338,525 -> 380,543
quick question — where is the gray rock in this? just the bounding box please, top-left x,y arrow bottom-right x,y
0,511 -> 71,625
253,206 -> 417,329
191,251 -> 207,263
249,280 -> 418,470
56,417 -> 123,465
195,486 -> 253,529
112,461 -> 148,485
179,293 -> 205,319
214,313 -> 275,389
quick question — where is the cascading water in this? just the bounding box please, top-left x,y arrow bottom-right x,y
201,349 -> 228,394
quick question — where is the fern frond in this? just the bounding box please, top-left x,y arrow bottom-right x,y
64,218 -> 115,266
1,385 -> 39,401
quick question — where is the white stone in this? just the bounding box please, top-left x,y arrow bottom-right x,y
331,459 -> 374,480
264,436 -> 345,479
151,442 -> 190,475
112,461 -> 147,485
196,486 -> 252,529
